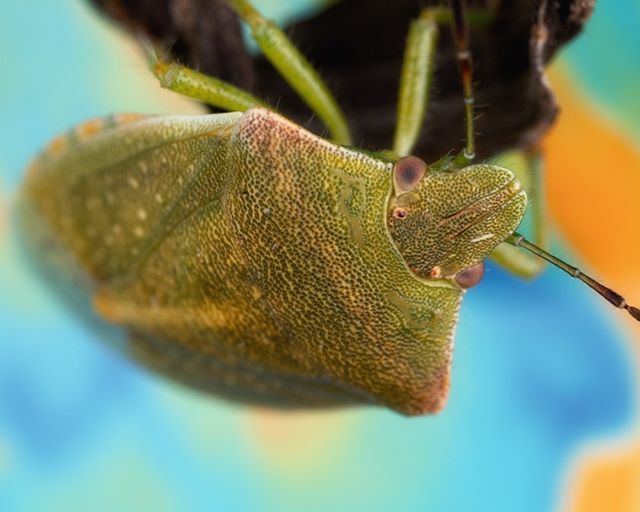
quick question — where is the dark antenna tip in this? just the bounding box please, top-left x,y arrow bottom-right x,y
507,233 -> 640,323
628,306 -> 640,322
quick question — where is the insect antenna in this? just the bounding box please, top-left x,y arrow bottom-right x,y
450,0 -> 475,162
507,233 -> 640,321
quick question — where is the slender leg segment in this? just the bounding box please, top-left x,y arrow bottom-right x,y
393,10 -> 439,157
490,240 -> 545,278
149,51 -> 267,113
490,149 -> 549,278
227,0 -> 352,145
393,4 -> 493,158
450,0 -> 476,163
507,233 -> 640,321
528,149 -> 549,251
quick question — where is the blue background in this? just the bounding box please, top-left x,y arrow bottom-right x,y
1,1 -> 638,511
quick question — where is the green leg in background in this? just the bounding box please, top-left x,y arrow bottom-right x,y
393,9 -> 439,157
149,49 -> 267,113
491,149 -> 549,278
147,0 -> 352,145
393,4 -> 492,162
227,0 -> 352,145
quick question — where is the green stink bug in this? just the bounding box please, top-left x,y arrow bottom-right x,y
18,0 -> 639,415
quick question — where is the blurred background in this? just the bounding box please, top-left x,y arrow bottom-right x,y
1,1 -> 640,511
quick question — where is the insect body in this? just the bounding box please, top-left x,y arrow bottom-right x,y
19,0 -> 638,415
20,107 -> 525,415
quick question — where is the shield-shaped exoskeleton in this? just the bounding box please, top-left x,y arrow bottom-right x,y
19,0 -> 639,415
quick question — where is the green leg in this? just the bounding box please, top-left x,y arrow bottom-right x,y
393,3 -> 494,159
490,149 -> 549,278
149,49 -> 267,113
393,10 -> 439,157
450,0 -> 476,163
227,0 -> 352,145
529,150 -> 549,251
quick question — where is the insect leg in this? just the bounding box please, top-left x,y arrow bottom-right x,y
490,242 -> 544,278
450,0 -> 476,163
393,9 -> 439,157
393,5 -> 493,158
527,149 -> 550,252
147,47 -> 267,113
227,0 -> 352,145
490,149 -> 550,278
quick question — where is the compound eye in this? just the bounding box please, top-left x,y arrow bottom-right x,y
454,261 -> 485,289
393,156 -> 427,195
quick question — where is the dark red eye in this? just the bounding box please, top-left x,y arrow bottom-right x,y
393,156 -> 427,194
454,261 -> 485,289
